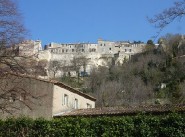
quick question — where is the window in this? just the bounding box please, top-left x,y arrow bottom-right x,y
9,93 -> 16,102
72,49 -> 74,52
91,48 -> 96,52
62,49 -> 64,53
20,93 -> 26,101
129,49 -> 132,52
104,44 -> 106,46
74,98 -> 78,109
109,48 -> 111,50
66,49 -> 68,52
64,94 -> 68,105
125,49 -> 127,52
82,49 -> 84,52
87,103 -> 92,108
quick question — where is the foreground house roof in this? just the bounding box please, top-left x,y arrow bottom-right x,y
55,105 -> 185,117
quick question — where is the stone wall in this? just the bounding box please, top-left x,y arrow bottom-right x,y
0,74 -> 54,119
18,40 -> 42,57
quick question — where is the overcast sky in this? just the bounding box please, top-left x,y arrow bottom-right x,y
19,0 -> 185,45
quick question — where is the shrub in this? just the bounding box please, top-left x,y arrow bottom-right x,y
0,113 -> 184,137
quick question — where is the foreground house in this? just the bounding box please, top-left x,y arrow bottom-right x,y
0,74 -> 95,119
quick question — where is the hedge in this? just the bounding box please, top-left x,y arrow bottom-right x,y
0,113 -> 184,137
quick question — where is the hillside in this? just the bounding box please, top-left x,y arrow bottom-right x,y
59,34 -> 185,107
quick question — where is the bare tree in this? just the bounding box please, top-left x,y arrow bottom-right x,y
85,66 -> 108,93
70,56 -> 89,82
160,33 -> 185,57
91,67 -> 154,107
79,56 -> 89,77
148,0 -> 185,30
96,80 -> 123,107
121,76 -> 153,106
0,0 -> 28,75
48,60 -> 62,78
0,0 -> 37,113
0,0 -> 26,46
33,59 -> 48,77
70,57 -> 81,83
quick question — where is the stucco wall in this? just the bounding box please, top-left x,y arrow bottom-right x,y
0,75 -> 54,119
52,85 -> 95,115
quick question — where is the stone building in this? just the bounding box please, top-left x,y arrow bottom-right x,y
44,39 -> 145,58
0,74 -> 95,119
18,40 -> 42,56
97,39 -> 116,54
19,39 -> 146,78
47,42 -> 98,54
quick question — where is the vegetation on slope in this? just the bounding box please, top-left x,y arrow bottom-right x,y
60,34 -> 185,107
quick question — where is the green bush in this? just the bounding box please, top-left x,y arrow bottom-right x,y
0,113 -> 184,137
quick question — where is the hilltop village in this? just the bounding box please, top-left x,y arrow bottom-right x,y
18,39 -> 146,78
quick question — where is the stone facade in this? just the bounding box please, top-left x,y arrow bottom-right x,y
0,74 -> 53,119
0,74 -> 95,119
45,39 -> 145,56
18,40 -> 42,56
18,39 -> 146,78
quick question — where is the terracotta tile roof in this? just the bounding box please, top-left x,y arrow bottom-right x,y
54,82 -> 96,101
7,73 -> 96,101
56,105 -> 185,117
